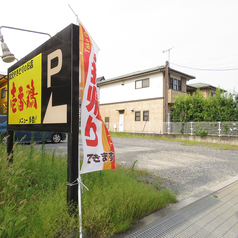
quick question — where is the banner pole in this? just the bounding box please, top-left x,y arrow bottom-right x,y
78,174 -> 82,238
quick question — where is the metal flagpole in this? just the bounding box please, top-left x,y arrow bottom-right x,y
68,5 -> 83,237
78,175 -> 82,238
68,5 -> 99,237
68,4 -> 100,50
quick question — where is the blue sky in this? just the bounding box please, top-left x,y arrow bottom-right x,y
1,0 -> 238,92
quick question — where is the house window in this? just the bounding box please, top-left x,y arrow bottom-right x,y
173,79 -> 177,90
169,78 -> 181,91
142,78 -> 149,87
105,117 -> 109,129
169,77 -> 173,89
135,78 -> 149,89
135,80 -> 142,89
135,111 -> 141,121
178,80 -> 181,91
211,91 -> 216,96
143,111 -> 149,121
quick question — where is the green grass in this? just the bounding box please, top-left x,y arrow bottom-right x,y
0,142 -> 176,238
110,132 -> 238,150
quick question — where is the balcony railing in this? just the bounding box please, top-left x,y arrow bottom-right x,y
168,89 -> 186,104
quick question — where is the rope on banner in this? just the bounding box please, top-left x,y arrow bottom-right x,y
67,178 -> 89,191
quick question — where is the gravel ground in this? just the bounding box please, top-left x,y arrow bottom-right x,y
112,137 -> 238,201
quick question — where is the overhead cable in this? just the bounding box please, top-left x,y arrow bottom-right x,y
170,62 -> 238,71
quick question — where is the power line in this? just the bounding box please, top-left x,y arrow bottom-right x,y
170,62 -> 238,71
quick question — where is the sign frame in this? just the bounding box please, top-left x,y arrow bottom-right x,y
7,24 -> 79,133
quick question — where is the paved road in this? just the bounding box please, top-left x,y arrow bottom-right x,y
36,136 -> 238,201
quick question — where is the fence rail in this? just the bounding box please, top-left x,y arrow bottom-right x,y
165,121 -> 238,137
107,121 -> 238,137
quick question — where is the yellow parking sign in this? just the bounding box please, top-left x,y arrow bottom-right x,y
8,54 -> 42,125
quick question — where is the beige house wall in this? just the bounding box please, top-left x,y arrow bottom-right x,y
187,88 -> 216,99
200,88 -> 212,98
181,77 -> 187,92
168,89 -> 187,104
100,98 -> 164,133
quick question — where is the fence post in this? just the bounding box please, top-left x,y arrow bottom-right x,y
167,113 -> 170,134
190,122 -> 193,135
218,122 -> 221,136
168,122 -> 170,134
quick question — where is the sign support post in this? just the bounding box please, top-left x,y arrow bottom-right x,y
67,131 -> 79,207
7,130 -> 13,163
67,22 -> 80,207
7,23 -> 80,207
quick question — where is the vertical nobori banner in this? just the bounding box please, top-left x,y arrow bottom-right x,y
79,23 -> 116,174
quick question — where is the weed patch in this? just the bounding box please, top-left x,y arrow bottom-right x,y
81,166 -> 176,237
0,143 -> 176,237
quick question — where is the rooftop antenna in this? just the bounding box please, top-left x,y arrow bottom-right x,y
163,47 -> 174,65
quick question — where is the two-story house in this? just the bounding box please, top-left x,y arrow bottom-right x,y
97,62 -> 195,133
187,83 -> 225,98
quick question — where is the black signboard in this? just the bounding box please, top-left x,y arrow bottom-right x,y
7,24 -> 79,133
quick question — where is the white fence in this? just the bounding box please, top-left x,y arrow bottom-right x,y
107,121 -> 238,137
164,121 -> 238,137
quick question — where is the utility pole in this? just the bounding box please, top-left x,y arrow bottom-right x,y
163,47 -> 174,124
164,61 -> 169,123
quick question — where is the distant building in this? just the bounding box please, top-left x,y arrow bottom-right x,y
187,83 -> 225,98
97,63 -> 195,133
0,74 -> 7,114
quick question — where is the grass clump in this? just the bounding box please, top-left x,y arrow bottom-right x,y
0,143 -> 77,238
81,165 -> 176,237
0,142 -> 176,238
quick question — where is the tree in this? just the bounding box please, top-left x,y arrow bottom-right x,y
171,89 -> 238,122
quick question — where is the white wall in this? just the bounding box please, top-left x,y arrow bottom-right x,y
99,73 -> 163,104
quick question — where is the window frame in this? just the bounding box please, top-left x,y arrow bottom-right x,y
143,110 -> 149,121
170,78 -> 182,91
105,117 -> 110,129
169,77 -> 173,89
135,78 -> 150,89
135,111 -> 141,121
173,79 -> 177,90
142,78 -> 149,88
135,80 -> 142,89
178,80 -> 181,91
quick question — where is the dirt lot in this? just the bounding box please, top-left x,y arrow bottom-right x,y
112,137 -> 238,201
